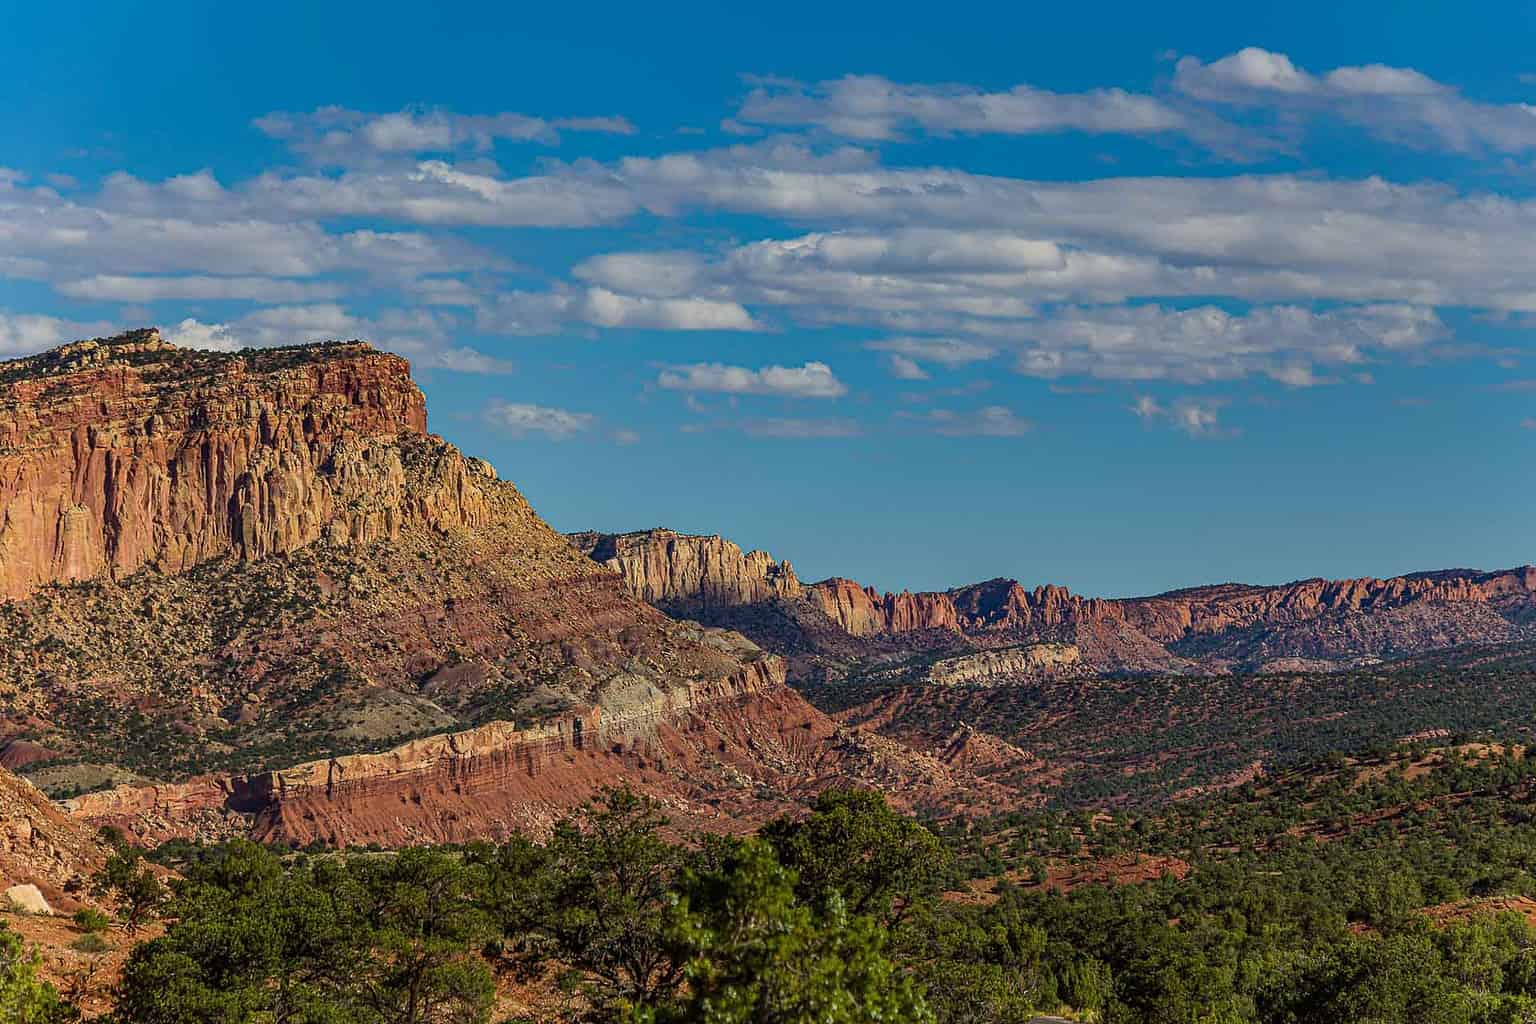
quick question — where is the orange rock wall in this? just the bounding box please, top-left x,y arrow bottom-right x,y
67,658 -> 794,847
0,330 -> 497,602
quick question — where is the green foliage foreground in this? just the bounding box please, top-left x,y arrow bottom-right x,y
39,755 -> 1536,1024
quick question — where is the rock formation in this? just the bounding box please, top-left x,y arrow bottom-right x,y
575,528 -> 1536,672
0,331 -> 1015,846
0,767 -> 106,908
0,328 -> 497,603
926,644 -> 1082,686
570,529 -> 803,615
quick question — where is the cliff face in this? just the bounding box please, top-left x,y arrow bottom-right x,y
6,333 -> 942,840
576,529 -> 1536,672
926,644 -> 1082,686
2,331 -> 1008,847
570,529 -> 802,615
0,328 -> 497,603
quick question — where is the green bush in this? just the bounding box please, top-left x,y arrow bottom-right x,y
69,934 -> 110,955
70,909 -> 109,935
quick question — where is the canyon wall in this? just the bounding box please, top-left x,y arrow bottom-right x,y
0,328 -> 498,602
577,529 -> 1536,670
570,528 -> 803,615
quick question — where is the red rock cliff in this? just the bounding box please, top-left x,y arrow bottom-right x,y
579,527 -> 1535,666
806,571 -> 1535,640
570,528 -> 803,614
0,329 -> 496,602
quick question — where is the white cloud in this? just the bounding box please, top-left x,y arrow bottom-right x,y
0,312 -> 113,356
736,74 -> 1190,142
883,354 -> 930,380
1522,417 -> 1536,430
740,417 -> 861,439
10,90 -> 1536,408
610,156 -> 1536,313
1174,47 -> 1536,155
574,251 -> 706,297
483,400 -> 596,440
579,288 -> 758,331
866,337 -> 997,367
0,173 -> 492,281
658,361 -> 846,398
157,307 -> 510,373
1008,303 -> 1445,384
255,106 -> 636,165
249,162 -> 637,228
59,274 -> 344,302
907,405 -> 1033,437
162,318 -> 243,351
1131,394 -> 1230,437
1170,399 -> 1225,436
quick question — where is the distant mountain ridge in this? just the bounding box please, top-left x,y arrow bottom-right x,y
571,528 -> 1536,673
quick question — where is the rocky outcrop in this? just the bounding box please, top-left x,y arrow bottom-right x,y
1,333 -> 855,827
804,578 -> 961,635
5,884 -> 53,915
577,528 -> 1536,672
66,653 -> 1018,844
926,644 -> 1082,686
0,331 -> 1035,847
570,529 -> 802,616
809,571 -> 1536,653
0,767 -> 107,906
0,329 -> 496,603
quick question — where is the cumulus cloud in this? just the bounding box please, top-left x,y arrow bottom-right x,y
0,173 -> 495,282
0,312 -> 113,356
162,318 -> 243,351
617,160 -> 1536,309
1174,47 -> 1536,155
657,361 -> 846,398
735,74 -> 1191,142
10,85 -> 1536,412
483,400 -> 596,439
159,307 -> 510,373
1009,303 -> 1445,384
866,337 -> 997,369
577,218 -> 1458,384
579,288 -> 759,331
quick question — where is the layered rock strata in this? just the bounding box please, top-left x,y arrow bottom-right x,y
0,328 -> 493,602
570,529 -> 803,615
576,529 -> 1536,671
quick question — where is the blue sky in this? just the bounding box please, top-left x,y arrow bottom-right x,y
3,0 -> 1534,596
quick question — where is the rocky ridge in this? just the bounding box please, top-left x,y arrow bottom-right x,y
573,528 -> 1536,673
